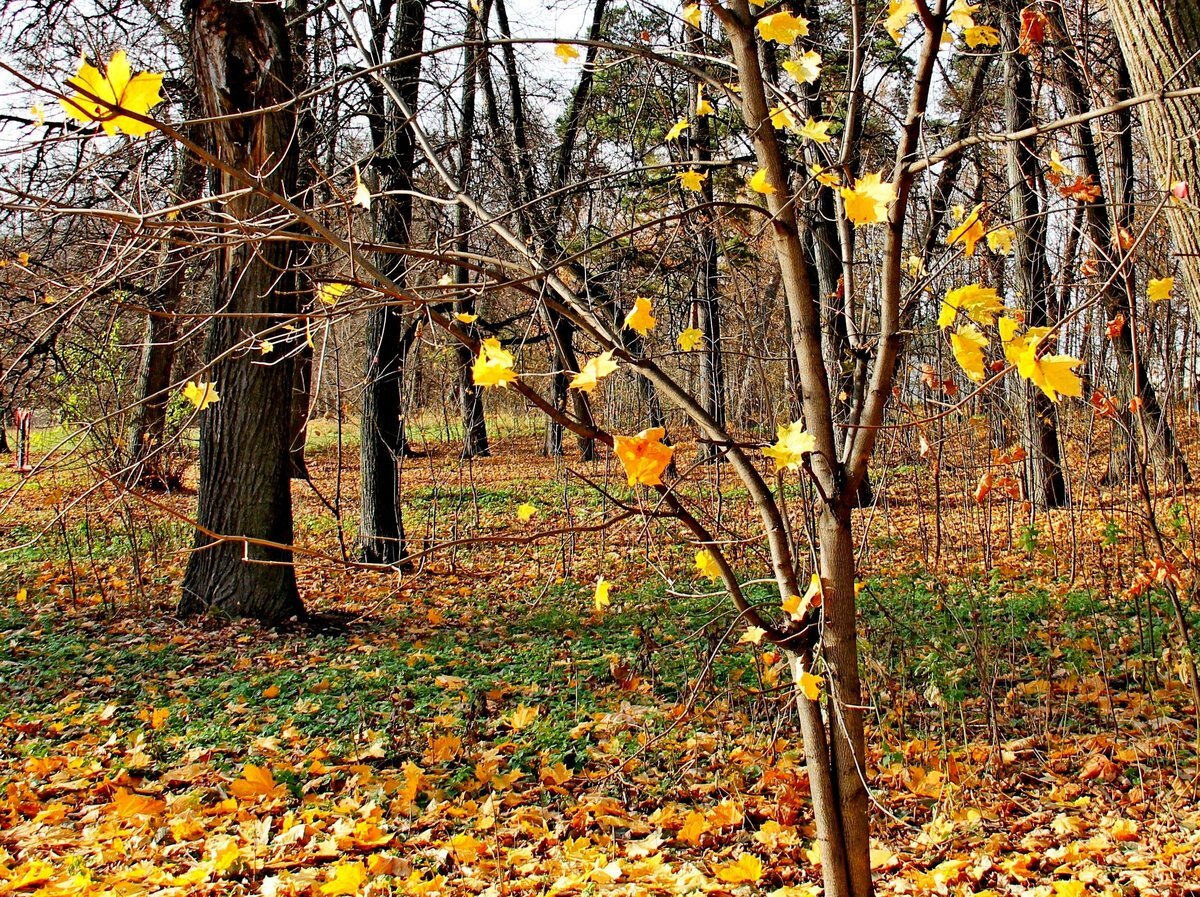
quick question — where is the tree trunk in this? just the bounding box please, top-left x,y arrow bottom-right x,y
1108,0 -> 1200,323
179,0 -> 303,622
1051,18 -> 1188,483
688,25 -> 728,464
1002,3 -> 1068,508
360,0 -> 426,565
455,0 -> 491,459
125,128 -> 205,488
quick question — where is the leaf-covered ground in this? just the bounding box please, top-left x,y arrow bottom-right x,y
2,433 -> 1199,895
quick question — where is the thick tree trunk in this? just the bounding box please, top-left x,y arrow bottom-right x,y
289,0 -> 317,480
1108,0 -> 1200,324
1002,3 -> 1068,508
1051,20 -> 1188,483
360,0 -> 426,564
179,0 -> 303,622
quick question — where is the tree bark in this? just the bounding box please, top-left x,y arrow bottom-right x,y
179,0 -> 303,622
687,22 -> 728,464
454,0 -> 491,459
360,0 -> 425,565
1051,17 -> 1188,483
1002,2 -> 1068,508
1108,0 -> 1200,324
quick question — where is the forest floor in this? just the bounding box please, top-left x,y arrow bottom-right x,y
1,429 -> 1199,896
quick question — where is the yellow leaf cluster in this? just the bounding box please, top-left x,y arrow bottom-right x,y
946,203 -> 985,256
783,51 -> 823,84
472,338 -> 519,388
757,11 -> 809,43
613,427 -> 674,486
841,172 -> 895,226
624,297 -> 658,335
938,283 -> 1004,328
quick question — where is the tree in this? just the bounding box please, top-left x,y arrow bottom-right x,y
178,0 -> 303,622
1107,0 -> 1200,323
359,0 -> 426,565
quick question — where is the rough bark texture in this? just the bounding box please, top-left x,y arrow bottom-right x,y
1002,3 -> 1068,508
1051,19 -> 1188,483
179,0 -> 303,622
360,0 -> 425,564
1108,0 -> 1200,324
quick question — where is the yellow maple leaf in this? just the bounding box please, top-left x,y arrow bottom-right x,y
782,573 -> 822,620
950,324 -> 988,383
259,339 -> 274,354
321,861 -> 368,895
798,670 -> 824,701
454,311 -> 479,323
986,227 -> 1015,255
665,119 -> 689,141
30,104 -> 45,126
182,380 -> 219,410
885,0 -> 917,39
1053,882 -> 1085,897
352,165 -> 371,210
1147,276 -> 1174,302
749,167 -> 777,195
1048,148 -> 1071,175
761,420 -> 815,472
810,163 -> 840,187
964,25 -> 1000,47
841,172 -> 896,226
554,43 -> 580,62
516,502 -> 537,522
570,349 -> 619,392
506,704 -> 540,731
739,626 -> 766,645
678,327 -> 703,351
614,427 -> 674,486
946,203 -> 985,256
782,51 -> 822,84
112,787 -> 165,819
795,117 -> 832,143
938,283 -> 1004,328
472,337 -> 518,388
229,763 -> 285,801
317,282 -> 351,306
758,11 -> 809,43
678,168 -> 707,192
769,105 -> 797,129
714,853 -> 764,883
948,0 -> 978,27
1015,338 -> 1083,402
679,810 -> 711,844
682,3 -> 702,27
624,296 -> 658,335
61,51 -> 163,137
695,89 -> 714,115
695,548 -> 723,581
593,576 -> 611,612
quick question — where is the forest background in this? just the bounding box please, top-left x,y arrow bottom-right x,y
2,0 -> 1200,894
